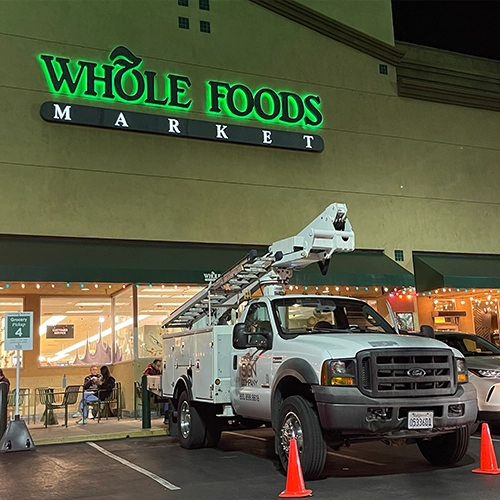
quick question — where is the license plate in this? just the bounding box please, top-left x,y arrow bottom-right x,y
408,411 -> 434,429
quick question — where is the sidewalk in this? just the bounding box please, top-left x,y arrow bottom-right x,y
26,415 -> 169,446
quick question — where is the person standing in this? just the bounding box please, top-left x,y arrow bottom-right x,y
0,368 -> 10,392
143,358 -> 162,376
143,359 -> 168,424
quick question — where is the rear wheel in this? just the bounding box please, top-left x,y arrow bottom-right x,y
277,395 -> 327,480
178,391 -> 206,449
417,426 -> 470,465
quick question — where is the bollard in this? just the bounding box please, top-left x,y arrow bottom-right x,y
0,383 -> 8,438
141,374 -> 151,430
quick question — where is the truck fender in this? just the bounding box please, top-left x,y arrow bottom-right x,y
271,358 -> 318,428
173,375 -> 193,403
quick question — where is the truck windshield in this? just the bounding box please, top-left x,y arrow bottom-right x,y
272,297 -> 395,335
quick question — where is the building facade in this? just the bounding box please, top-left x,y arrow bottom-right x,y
1,0 -> 500,413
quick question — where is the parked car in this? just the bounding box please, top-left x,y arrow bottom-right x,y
436,332 -> 500,426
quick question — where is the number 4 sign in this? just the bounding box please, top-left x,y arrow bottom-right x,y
4,312 -> 33,351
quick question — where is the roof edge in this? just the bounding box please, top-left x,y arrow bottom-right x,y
248,0 -> 404,65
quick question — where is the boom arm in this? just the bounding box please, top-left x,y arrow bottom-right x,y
162,203 -> 354,330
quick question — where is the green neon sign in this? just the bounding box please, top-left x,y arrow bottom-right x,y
39,46 -> 323,128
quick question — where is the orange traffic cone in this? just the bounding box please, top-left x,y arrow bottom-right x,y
472,423 -> 500,474
279,438 -> 313,498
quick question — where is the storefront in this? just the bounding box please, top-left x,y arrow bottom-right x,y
415,252 -> 500,344
1,0 -> 500,413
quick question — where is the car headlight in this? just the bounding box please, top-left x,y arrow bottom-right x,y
321,359 -> 356,386
455,358 -> 468,384
469,368 -> 500,378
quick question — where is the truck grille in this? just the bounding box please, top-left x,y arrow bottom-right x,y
358,348 -> 455,397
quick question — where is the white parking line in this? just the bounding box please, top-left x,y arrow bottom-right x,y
227,431 -> 268,442
87,442 -> 181,490
226,431 -> 385,465
471,435 -> 500,442
327,451 -> 385,466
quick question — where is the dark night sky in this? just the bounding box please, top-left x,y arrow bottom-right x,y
391,1 -> 500,61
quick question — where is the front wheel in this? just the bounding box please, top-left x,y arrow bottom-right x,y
277,395 -> 327,480
178,391 -> 206,449
417,426 -> 470,465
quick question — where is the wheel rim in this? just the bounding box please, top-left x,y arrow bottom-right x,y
280,410 -> 304,457
179,400 -> 191,439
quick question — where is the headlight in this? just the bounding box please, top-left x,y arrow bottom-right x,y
455,358 -> 468,384
469,368 -> 500,378
321,359 -> 356,386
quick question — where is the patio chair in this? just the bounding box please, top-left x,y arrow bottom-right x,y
134,381 -> 142,419
7,388 -> 30,421
42,385 -> 81,428
92,382 -> 122,423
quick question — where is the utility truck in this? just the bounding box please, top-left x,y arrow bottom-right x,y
158,204 -> 477,480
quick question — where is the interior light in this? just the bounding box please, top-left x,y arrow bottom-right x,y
21,284 -> 25,289
36,284 -> 41,289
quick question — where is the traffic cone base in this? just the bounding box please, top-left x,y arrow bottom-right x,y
472,423 -> 500,474
279,438 -> 313,498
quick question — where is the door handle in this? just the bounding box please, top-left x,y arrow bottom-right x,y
233,355 -> 237,370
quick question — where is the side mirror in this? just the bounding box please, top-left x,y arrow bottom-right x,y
233,323 -> 248,349
232,323 -> 272,350
419,324 -> 435,338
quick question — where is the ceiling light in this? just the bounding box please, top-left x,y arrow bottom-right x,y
75,302 -> 112,307
65,309 -> 104,314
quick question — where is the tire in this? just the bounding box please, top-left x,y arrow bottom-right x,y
417,426 -> 470,465
177,391 -> 206,449
277,395 -> 327,480
204,408 -> 222,448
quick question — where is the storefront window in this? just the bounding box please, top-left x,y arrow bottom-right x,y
137,284 -> 199,358
40,296 -> 112,366
113,286 -> 135,362
0,298 -> 24,368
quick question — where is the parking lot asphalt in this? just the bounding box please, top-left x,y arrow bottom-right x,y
1,428 -> 500,500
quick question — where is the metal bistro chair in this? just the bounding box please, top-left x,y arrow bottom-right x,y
92,382 -> 122,423
43,385 -> 81,428
7,388 -> 30,421
134,381 -> 142,419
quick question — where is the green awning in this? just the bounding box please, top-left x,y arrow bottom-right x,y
0,234 -> 266,283
414,252 -> 500,292
291,250 -> 414,287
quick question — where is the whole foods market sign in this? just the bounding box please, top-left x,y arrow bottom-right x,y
38,46 -> 324,152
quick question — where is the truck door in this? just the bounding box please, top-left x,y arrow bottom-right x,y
232,302 -> 273,420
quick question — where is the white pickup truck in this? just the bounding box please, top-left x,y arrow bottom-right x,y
159,204 -> 477,480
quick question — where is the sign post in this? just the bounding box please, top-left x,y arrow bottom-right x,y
0,312 -> 35,453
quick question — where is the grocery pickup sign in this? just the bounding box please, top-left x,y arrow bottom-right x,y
38,46 -> 324,152
4,312 -> 33,351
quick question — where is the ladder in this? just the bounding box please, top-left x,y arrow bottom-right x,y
161,203 -> 355,330
162,249 -> 277,329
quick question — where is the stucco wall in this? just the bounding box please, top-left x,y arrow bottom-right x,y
0,0 -> 499,274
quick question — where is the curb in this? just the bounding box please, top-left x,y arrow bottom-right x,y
33,428 -> 168,446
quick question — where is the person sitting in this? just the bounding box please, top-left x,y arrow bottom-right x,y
0,368 -> 10,392
73,364 -> 100,418
77,365 -> 115,424
143,359 -> 169,424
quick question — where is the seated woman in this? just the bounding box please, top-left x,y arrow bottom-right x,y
77,365 -> 116,424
